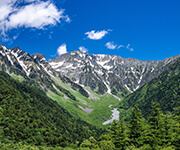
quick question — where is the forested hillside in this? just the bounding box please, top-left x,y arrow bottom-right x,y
83,103 -> 180,150
118,58 -> 180,120
0,71 -> 103,147
1,103 -> 180,149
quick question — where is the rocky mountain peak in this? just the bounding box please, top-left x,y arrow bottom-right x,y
0,44 -> 179,98
11,46 -> 20,51
31,53 -> 46,62
49,51 -> 180,94
32,53 -> 45,58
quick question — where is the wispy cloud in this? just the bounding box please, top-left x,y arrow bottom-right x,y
105,41 -> 134,51
85,29 -> 111,40
24,0 -> 37,2
0,0 -> 70,40
126,44 -> 130,49
129,48 -> 134,51
105,41 -> 125,50
126,44 -> 134,51
105,42 -> 117,49
117,45 -> 124,49
79,46 -> 88,53
57,43 -> 67,55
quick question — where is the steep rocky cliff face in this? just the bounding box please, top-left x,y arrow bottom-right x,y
0,45 -> 88,99
1,44 -> 179,97
49,50 -> 179,94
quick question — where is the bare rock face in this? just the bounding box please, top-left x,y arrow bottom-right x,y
49,50 -> 180,94
0,44 -> 179,97
0,45 -> 89,99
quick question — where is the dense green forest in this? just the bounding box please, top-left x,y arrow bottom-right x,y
0,71 -> 104,148
118,58 -> 180,120
75,103 -> 180,150
1,103 -> 180,149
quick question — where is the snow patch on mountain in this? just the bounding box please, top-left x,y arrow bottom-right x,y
96,60 -> 110,66
102,80 -> 111,94
95,70 -> 104,76
49,61 -> 64,68
112,95 -> 121,101
36,65 -> 40,70
125,84 -> 132,93
74,58 -> 82,63
151,67 -> 154,72
0,50 -> 5,56
103,65 -> 113,70
71,52 -> 76,56
7,54 -> 14,65
11,50 -> 30,76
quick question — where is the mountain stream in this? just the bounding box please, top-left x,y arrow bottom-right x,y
103,104 -> 120,125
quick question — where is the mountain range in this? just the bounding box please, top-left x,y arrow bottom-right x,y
0,44 -> 179,126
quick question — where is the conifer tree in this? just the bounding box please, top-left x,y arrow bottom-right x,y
160,112 -> 174,147
110,120 -> 120,148
148,102 -> 163,149
118,118 -> 129,150
172,106 -> 180,148
128,104 -> 144,148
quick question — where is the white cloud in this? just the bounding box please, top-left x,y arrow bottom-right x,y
64,15 -> 71,23
105,42 -> 117,49
0,0 -> 70,39
85,29 -> 111,40
126,44 -> 134,51
126,44 -> 130,49
129,48 -> 134,51
105,42 -> 133,51
57,43 -> 67,55
0,0 -> 15,21
117,45 -> 124,49
25,0 -> 37,2
79,46 -> 88,52
13,34 -> 19,40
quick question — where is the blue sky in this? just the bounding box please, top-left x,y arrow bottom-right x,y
0,0 -> 180,60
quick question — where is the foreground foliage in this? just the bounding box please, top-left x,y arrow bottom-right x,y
79,103 -> 180,150
0,71 -> 103,147
1,103 -> 179,150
